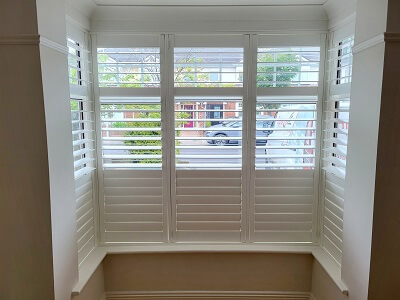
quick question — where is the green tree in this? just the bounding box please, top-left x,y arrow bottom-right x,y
257,51 -> 299,110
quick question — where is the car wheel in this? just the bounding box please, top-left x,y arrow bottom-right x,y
214,134 -> 228,145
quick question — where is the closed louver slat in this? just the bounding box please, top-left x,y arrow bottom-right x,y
174,170 -> 242,242
253,170 -> 314,243
103,170 -> 164,243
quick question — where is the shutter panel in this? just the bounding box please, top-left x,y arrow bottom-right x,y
321,35 -> 354,264
75,173 -> 96,264
103,170 -> 164,243
171,38 -> 246,242
68,28 -> 97,265
251,36 -> 322,243
254,170 -> 314,242
322,173 -> 344,263
174,170 -> 242,242
97,40 -> 165,244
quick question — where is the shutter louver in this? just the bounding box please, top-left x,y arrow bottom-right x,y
174,170 -> 242,242
322,173 -> 344,264
75,173 -> 96,264
254,170 -> 314,242
103,170 -> 164,243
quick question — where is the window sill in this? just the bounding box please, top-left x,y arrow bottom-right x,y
72,244 -> 348,296
312,247 -> 349,295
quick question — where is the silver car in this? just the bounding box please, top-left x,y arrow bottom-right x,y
206,116 -> 274,145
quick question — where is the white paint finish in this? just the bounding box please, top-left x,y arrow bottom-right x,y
93,0 -> 326,5
92,5 -> 327,21
311,258 -> 347,300
72,263 -> 105,300
353,0 -> 388,45
91,6 -> 328,33
341,42 -> 385,300
40,45 -> 79,300
36,0 -> 69,45
323,0 -> 356,29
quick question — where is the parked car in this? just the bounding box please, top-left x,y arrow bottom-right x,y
264,104 -> 316,167
206,116 -> 274,145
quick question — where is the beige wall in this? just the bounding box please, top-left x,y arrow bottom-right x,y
0,43 -> 55,300
103,253 -> 312,292
0,1 -> 55,299
72,264 -> 105,300
311,259 -> 347,300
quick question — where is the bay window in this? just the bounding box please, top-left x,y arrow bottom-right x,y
92,33 -> 324,245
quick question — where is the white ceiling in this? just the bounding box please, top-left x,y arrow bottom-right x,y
91,0 -> 328,6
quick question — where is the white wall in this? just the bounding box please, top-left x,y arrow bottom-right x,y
341,0 -> 388,299
90,5 -> 327,33
36,0 -> 80,299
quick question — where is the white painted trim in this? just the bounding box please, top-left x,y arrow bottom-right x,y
105,290 -> 311,299
72,245 -> 348,296
353,34 -> 385,54
72,247 -> 107,296
39,36 -> 69,54
311,247 -> 348,295
0,34 -> 40,45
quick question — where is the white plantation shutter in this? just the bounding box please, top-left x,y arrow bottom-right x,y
254,170 -> 314,242
175,170 -> 242,242
322,173 -> 344,263
75,174 -> 96,264
96,35 -> 167,244
170,35 -> 246,242
67,24 -> 97,265
103,170 -> 163,243
323,35 -> 354,180
321,34 -> 354,264
250,34 -> 323,243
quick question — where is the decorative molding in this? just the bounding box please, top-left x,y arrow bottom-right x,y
353,34 -> 385,54
0,35 -> 69,56
0,34 -> 40,45
384,32 -> 400,43
39,36 -> 69,54
105,291 -> 311,300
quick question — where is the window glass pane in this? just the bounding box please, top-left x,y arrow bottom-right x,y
70,98 -> 95,174
255,99 -> 317,169
336,36 -> 354,84
100,99 -> 162,169
174,48 -> 244,87
175,98 -> 242,169
98,48 -> 161,87
257,47 -> 320,87
68,38 -> 81,86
